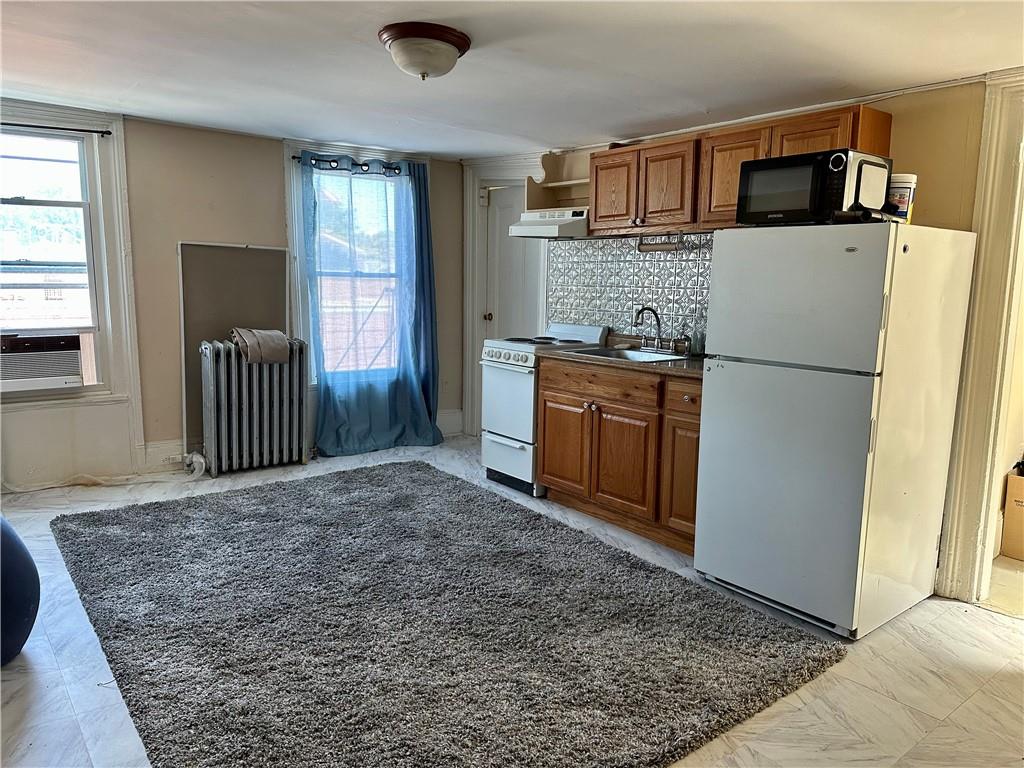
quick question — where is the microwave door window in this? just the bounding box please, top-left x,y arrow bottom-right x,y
747,165 -> 815,213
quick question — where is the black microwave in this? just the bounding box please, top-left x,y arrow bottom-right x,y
736,149 -> 892,225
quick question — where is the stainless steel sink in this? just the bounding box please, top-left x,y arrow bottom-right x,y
564,347 -> 690,363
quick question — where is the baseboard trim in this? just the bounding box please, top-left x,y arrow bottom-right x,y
438,409 -> 463,437
140,439 -> 185,474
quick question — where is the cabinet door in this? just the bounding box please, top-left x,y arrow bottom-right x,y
538,390 -> 592,497
698,127 -> 771,228
637,139 -> 697,228
589,150 -> 639,230
659,414 -> 700,536
771,110 -> 854,157
590,402 -> 660,520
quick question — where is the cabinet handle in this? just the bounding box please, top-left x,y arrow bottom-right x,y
683,395 -> 692,402
590,403 -> 598,411
637,217 -> 645,225
582,401 -> 591,409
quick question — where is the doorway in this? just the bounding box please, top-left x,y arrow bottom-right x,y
486,186 -> 544,341
463,180 -> 545,436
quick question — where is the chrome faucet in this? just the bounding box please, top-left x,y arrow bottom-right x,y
632,305 -> 662,350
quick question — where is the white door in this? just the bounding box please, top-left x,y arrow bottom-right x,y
708,224 -> 894,372
694,358 -> 877,631
486,186 -> 544,340
467,185 -> 544,436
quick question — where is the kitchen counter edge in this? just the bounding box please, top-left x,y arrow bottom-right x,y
535,348 -> 706,380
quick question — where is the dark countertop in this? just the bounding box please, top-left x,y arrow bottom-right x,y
536,347 -> 706,380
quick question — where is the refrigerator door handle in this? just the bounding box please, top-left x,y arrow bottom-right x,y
880,292 -> 890,332
869,417 -> 878,454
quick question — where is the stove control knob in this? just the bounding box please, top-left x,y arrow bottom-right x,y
502,352 -> 511,361
514,353 -> 523,362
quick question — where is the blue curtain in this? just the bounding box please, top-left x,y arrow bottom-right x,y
301,151 -> 442,456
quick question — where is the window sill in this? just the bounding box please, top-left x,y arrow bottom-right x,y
1,388 -> 128,413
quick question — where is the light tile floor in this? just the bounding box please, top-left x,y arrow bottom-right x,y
2,436 -> 1021,768
982,555 -> 1024,619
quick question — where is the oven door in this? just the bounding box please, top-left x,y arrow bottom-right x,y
481,359 -> 536,444
736,153 -> 829,225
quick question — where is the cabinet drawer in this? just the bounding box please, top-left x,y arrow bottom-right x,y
539,360 -> 661,408
665,379 -> 702,415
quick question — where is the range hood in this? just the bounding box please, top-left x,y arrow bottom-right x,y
509,209 -> 588,238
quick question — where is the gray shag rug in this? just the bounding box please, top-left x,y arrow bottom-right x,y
51,461 -> 845,768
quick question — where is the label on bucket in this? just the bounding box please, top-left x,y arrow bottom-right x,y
888,186 -> 915,221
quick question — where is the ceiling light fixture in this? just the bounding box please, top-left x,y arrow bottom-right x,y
378,22 -> 471,81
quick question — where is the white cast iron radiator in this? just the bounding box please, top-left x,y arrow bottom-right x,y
199,339 -> 309,478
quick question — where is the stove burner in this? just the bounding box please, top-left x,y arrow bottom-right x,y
554,338 -> 583,344
503,337 -> 534,342
532,336 -> 557,342
531,340 -> 554,345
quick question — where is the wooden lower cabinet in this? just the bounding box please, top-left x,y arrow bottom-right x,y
659,414 -> 700,536
591,402 -> 660,520
538,390 -> 592,497
537,359 -> 701,555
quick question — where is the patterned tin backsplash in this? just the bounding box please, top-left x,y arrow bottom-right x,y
546,233 -> 712,343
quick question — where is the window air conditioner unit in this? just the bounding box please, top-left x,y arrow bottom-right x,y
1,334 -> 84,392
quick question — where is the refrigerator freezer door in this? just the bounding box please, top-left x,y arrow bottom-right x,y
694,359 -> 876,631
707,224 -> 894,373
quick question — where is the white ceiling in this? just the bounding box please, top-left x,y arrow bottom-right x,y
2,2 -> 1021,159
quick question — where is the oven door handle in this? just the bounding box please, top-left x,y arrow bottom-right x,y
484,433 -> 529,450
479,360 -> 535,375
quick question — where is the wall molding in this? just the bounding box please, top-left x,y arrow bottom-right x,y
461,154 -> 544,437
140,440 -> 185,475
935,74 -> 1024,602
437,409 -> 464,437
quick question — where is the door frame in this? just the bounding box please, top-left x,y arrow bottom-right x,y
462,154 -> 544,436
936,72 -> 1024,602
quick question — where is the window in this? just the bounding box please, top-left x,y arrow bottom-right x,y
310,171 -> 401,374
1,129 -> 100,389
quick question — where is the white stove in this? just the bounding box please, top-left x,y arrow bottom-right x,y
480,323 -> 607,496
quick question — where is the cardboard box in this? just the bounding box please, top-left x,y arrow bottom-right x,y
1002,473 -> 1024,561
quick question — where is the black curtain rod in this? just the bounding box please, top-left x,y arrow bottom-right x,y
2,121 -> 111,136
290,155 -> 401,165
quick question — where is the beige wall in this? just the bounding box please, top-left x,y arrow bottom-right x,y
124,119 -> 288,443
124,119 -> 463,445
998,276 -> 1024,507
428,159 -> 464,413
874,83 -> 986,231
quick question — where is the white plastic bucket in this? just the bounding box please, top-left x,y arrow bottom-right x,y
888,173 -> 918,223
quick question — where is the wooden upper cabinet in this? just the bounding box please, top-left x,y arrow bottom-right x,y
772,106 -> 893,157
659,413 -> 700,536
638,139 -> 697,228
587,104 -> 891,234
698,127 -> 771,228
771,110 -> 854,157
589,149 -> 639,230
591,402 -> 660,521
538,390 -> 593,497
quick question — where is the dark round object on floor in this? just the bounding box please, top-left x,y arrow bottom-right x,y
1,517 -> 41,666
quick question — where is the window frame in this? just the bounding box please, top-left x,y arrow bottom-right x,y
1,127 -> 103,338
0,107 -> 129,404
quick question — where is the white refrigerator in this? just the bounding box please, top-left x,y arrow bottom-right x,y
694,223 -> 975,638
